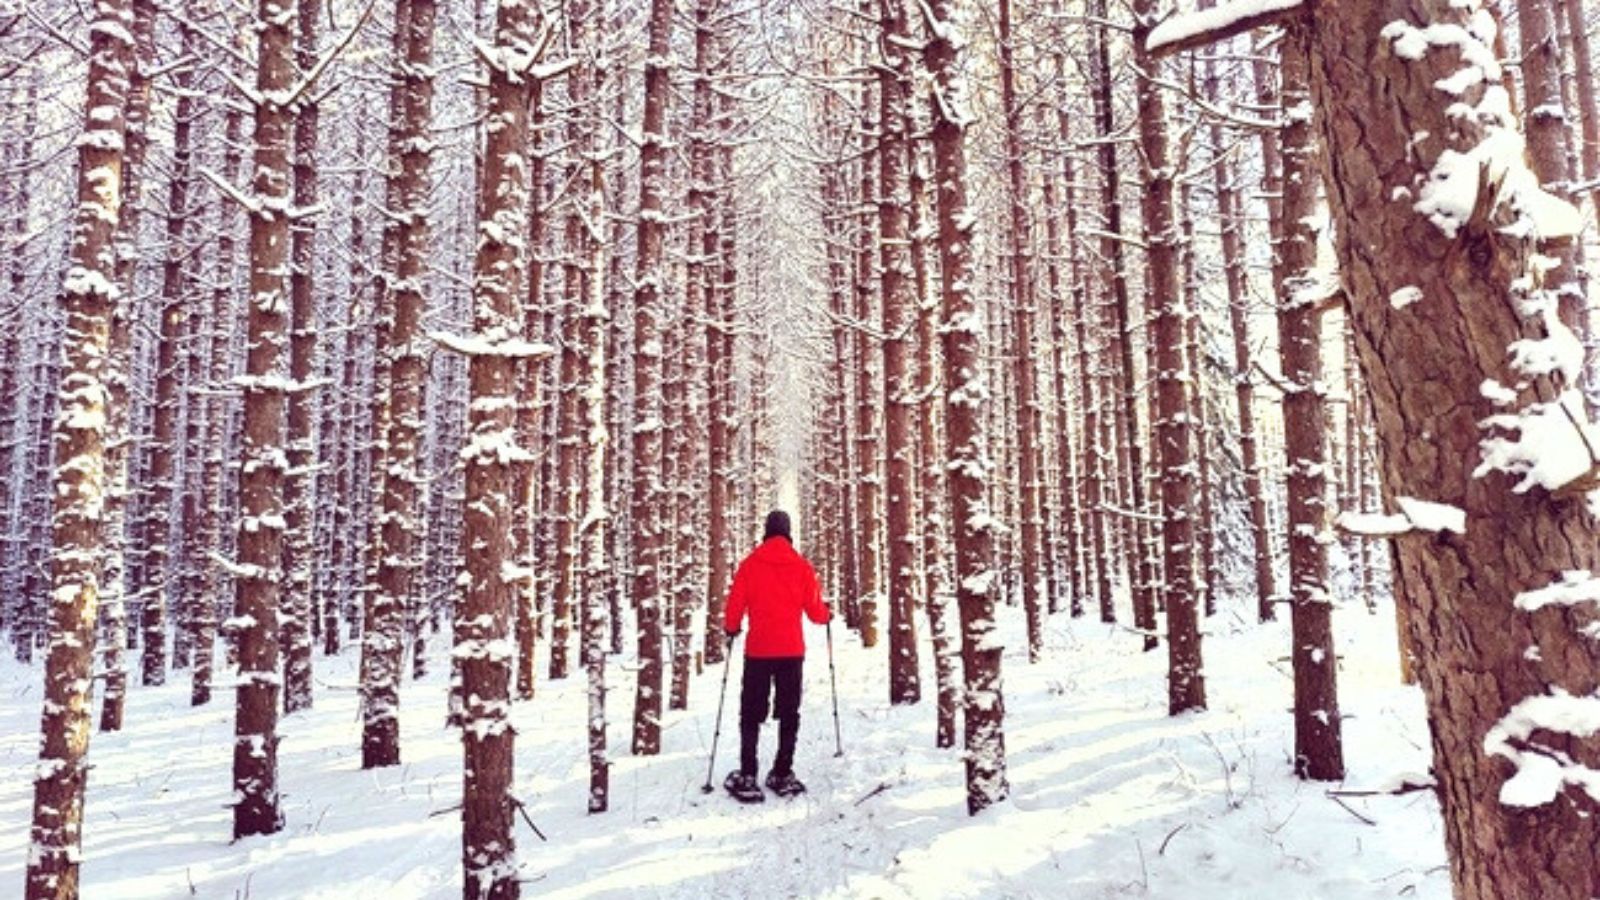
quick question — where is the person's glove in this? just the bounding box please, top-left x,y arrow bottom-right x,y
725,629 -> 740,648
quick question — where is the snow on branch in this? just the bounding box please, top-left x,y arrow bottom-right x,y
1146,0 -> 1305,59
428,330 -> 555,359
1335,496 -> 1466,538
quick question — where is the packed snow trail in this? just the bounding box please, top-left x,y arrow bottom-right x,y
0,599 -> 1448,898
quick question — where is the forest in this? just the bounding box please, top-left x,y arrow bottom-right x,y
1,0 -> 1599,897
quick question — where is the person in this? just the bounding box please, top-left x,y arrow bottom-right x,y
721,509 -> 831,802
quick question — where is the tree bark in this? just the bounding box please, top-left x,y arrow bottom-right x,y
458,3 -> 543,894
281,0 -> 323,715
1307,2 -> 1600,893
923,0 -> 1007,817
1277,21 -> 1341,780
629,0 -> 674,754
230,0 -> 297,839
25,1 -> 134,893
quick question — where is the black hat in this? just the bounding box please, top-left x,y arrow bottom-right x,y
763,510 -> 792,542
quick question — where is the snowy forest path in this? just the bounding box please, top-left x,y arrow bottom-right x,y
0,607 -> 1447,898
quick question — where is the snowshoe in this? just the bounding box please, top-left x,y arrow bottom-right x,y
764,770 -> 807,798
724,771 -> 765,804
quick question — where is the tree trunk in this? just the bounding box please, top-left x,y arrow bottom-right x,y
362,0 -> 436,767
25,1 -> 134,893
880,0 -> 922,703
629,0 -> 674,754
282,0 -> 323,715
923,0 -> 1008,817
997,0 -> 1045,663
1307,2 -> 1600,893
1277,22 -> 1341,780
230,0 -> 297,839
458,4 -> 543,895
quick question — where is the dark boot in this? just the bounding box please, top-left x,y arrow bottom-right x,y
764,770 -> 807,798
724,770 -> 765,803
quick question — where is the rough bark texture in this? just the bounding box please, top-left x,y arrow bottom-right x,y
629,0 -> 673,755
1277,22 -> 1342,781
880,0 -> 921,704
1308,2 -> 1600,895
458,3 -> 540,895
923,0 -> 1007,817
282,0 -> 323,715
231,0 -> 296,839
1091,1 -> 1157,647
25,1 -> 134,893
1133,0 -> 1203,712
997,0 -> 1045,664
362,0 -> 436,768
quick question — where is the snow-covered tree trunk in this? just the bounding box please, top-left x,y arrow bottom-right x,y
1090,0 -> 1156,645
1132,0 -> 1203,712
568,0 -> 611,812
879,0 -> 921,704
923,0 -> 1007,817
511,77 -> 547,702
458,2 -> 546,893
996,0 -> 1044,663
229,0 -> 298,840
362,0 -> 437,766
684,0 -> 724,665
141,29 -> 195,687
1274,21 -> 1341,780
1295,0 -> 1600,892
25,0 -> 134,892
910,108 -> 958,748
193,65 -> 245,709
281,0 -> 323,715
96,0 -> 156,733
853,34 -> 882,650
629,0 -> 673,755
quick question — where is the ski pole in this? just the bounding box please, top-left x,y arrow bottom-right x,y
826,619 -> 843,757
701,634 -> 737,793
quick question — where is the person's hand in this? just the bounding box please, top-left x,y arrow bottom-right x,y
725,629 -> 740,648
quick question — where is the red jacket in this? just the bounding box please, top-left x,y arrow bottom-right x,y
723,537 -> 831,658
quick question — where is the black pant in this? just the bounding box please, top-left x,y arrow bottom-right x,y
739,657 -> 802,777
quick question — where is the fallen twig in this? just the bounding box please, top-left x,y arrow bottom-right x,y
854,782 -> 892,806
1328,794 -> 1378,826
1158,822 -> 1188,856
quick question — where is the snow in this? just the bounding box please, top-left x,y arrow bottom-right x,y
1388,286 -> 1423,310
1483,688 -> 1600,806
1393,497 -> 1466,534
0,600 -> 1449,898
1146,0 -> 1305,55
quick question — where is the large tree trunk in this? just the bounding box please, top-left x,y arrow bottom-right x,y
1305,2 -> 1600,894
457,3 -> 543,895
25,0 -> 135,893
230,0 -> 297,840
923,0 -> 1007,817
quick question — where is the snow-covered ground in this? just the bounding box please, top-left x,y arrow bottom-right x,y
0,594 -> 1448,899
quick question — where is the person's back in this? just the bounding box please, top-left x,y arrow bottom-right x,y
721,511 -> 830,802
724,536 -> 829,659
